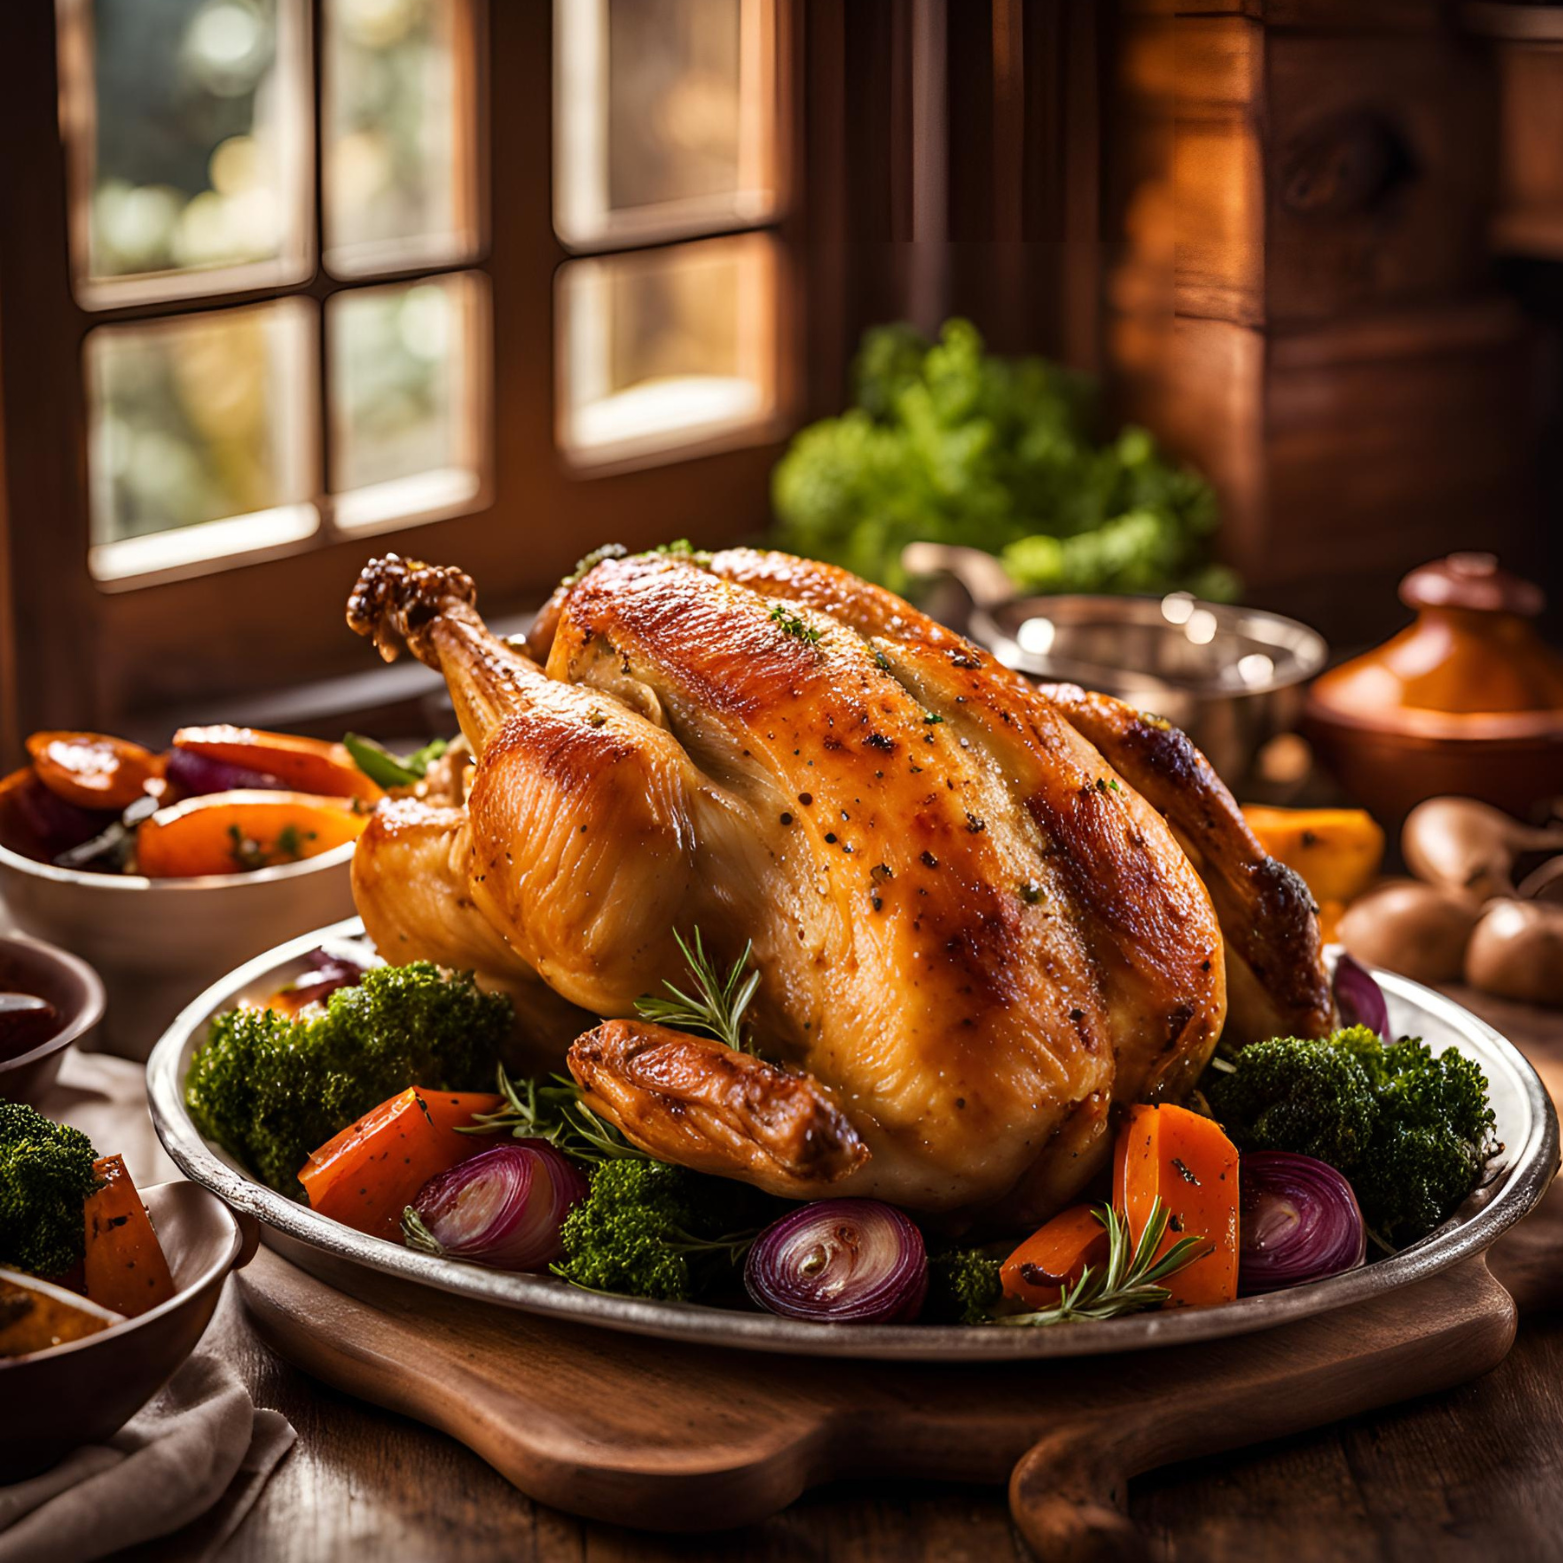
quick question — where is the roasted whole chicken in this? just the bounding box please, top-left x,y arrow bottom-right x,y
347,547 -> 1330,1224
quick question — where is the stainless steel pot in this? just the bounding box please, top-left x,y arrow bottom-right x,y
904,542 -> 1328,788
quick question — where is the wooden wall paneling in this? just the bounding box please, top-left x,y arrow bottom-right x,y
1488,39 -> 1563,259
1104,2 -> 1540,643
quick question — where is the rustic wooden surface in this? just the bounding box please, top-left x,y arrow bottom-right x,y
181,987 -> 1563,1563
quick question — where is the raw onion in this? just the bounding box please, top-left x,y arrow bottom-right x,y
744,1199 -> 927,1324
165,746 -> 287,798
1239,1151 -> 1366,1294
1333,951 -> 1390,1038
405,1143 -> 587,1272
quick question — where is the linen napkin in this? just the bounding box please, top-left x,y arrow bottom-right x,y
0,1352 -> 294,1563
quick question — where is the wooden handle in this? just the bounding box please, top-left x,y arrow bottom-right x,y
1005,1256 -> 1515,1560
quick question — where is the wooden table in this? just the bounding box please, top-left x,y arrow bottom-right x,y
110,990 -> 1563,1563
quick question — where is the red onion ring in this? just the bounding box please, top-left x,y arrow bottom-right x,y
744,1199 -> 927,1323
1239,1150 -> 1367,1294
1333,952 -> 1390,1039
408,1143 -> 588,1272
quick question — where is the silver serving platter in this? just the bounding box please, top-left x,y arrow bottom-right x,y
147,917 -> 1558,1362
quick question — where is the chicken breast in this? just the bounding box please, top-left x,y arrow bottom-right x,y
347,546 -> 1328,1222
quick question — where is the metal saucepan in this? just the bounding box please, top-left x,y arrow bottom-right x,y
903,542 -> 1328,788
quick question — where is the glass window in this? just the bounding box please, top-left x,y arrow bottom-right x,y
60,0 -> 312,306
554,0 -> 777,248
85,301 -> 318,581
557,233 -> 776,461
328,272 -> 488,530
324,0 -> 479,277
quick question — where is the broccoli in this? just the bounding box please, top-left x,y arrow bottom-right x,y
924,1247 -> 1003,1325
1206,1026 -> 1498,1248
0,1101 -> 100,1278
185,961 -> 513,1196
1203,1032 -> 1379,1169
555,1158 -> 775,1303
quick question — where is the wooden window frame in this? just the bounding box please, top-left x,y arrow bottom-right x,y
0,0 -> 802,755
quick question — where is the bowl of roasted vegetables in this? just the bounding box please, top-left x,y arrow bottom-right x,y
0,725 -> 387,1057
0,1100 -> 250,1478
145,920 -> 1556,1361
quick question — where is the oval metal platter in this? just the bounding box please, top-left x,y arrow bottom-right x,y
147,917 -> 1558,1362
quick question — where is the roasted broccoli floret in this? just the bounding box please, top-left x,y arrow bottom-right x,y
0,1100 -> 100,1277
1205,1029 -> 1379,1168
1206,1025 -> 1497,1247
185,961 -> 512,1195
554,1158 -> 773,1303
924,1247 -> 1003,1325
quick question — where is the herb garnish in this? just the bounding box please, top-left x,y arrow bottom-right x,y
997,1200 -> 1205,1327
464,1071 -> 642,1164
226,821 -> 316,871
344,732 -> 450,789
635,928 -> 761,1056
769,603 -> 823,645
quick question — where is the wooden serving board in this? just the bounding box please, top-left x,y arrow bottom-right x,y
238,1245 -> 1517,1559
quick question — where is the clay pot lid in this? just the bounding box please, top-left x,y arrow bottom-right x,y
1309,552 -> 1563,739
1400,552 -> 1544,617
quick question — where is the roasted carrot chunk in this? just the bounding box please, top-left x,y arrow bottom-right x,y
1113,1103 -> 1240,1309
135,789 -> 369,878
299,1088 -> 503,1240
1000,1204 -> 1111,1310
83,1155 -> 176,1319
26,731 -> 164,812
173,726 -> 382,803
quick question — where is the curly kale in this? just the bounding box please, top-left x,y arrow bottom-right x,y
1207,1025 -> 1498,1248
185,962 -> 513,1196
0,1101 -> 100,1278
924,1247 -> 1004,1325
554,1158 -> 775,1303
771,318 -> 1234,601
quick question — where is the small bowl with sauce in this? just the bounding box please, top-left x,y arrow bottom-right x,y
0,933 -> 105,1105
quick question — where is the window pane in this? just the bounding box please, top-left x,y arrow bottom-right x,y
60,0 -> 311,306
555,0 -> 777,247
557,233 -> 776,462
86,301 -> 317,581
324,0 -> 479,277
328,273 -> 487,531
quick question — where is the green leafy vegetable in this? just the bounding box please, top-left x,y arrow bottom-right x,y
924,1247 -> 1004,1325
185,962 -> 513,1195
343,733 -> 450,790
997,1200 -> 1205,1327
1206,1025 -> 1498,1248
467,1069 -> 644,1164
772,319 -> 1236,600
634,928 -> 761,1056
0,1101 -> 100,1278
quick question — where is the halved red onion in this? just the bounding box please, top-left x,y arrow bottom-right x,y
744,1199 -> 927,1324
164,746 -> 288,798
405,1143 -> 588,1272
1333,951 -> 1390,1039
1239,1151 -> 1367,1294
12,773 -> 110,856
283,942 -> 378,1009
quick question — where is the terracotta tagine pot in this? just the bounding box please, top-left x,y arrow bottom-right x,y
1306,552 -> 1563,827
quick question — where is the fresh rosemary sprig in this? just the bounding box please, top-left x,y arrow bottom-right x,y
997,1199 -> 1207,1327
462,1069 -> 646,1165
635,928 -> 761,1056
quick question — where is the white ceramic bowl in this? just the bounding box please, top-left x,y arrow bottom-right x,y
0,842 -> 356,1060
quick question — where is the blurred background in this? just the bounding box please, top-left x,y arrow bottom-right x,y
0,0 -> 1558,761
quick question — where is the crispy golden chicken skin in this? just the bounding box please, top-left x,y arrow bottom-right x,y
347,547 -> 1328,1222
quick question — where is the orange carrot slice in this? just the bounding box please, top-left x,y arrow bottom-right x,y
26,731 -> 163,812
1000,1204 -> 1111,1310
135,789 -> 369,878
299,1088 -> 504,1240
173,726 -> 382,803
83,1155 -> 176,1318
1113,1103 -> 1240,1309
